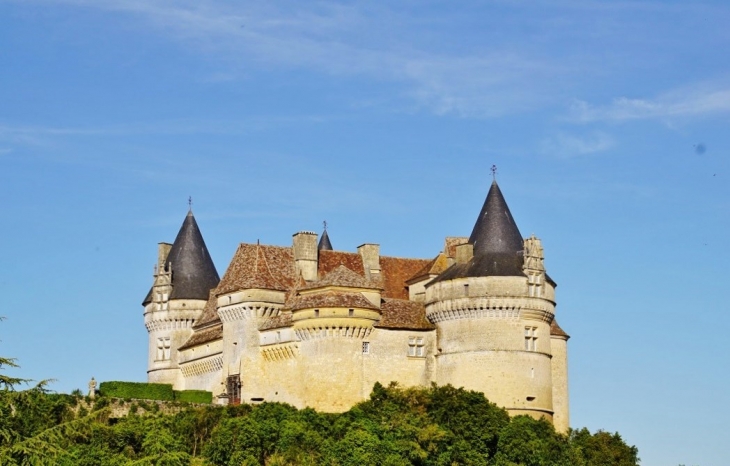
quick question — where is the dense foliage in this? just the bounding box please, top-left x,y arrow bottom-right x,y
0,381 -> 639,466
99,381 -> 177,401
98,381 -> 213,404
175,390 -> 214,404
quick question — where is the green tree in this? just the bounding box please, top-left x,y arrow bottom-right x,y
0,317 -> 29,390
570,427 -> 640,466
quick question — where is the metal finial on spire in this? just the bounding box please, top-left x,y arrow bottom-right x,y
323,220 -> 328,231
188,196 -> 193,211
491,165 -> 498,180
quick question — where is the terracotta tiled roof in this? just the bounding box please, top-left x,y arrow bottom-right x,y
407,253 -> 450,284
179,323 -> 223,351
192,290 -> 221,329
290,291 -> 379,311
304,264 -> 380,290
318,250 -> 364,278
375,299 -> 435,330
550,318 -> 570,339
379,256 -> 432,300
217,244 -> 296,294
259,313 -> 293,331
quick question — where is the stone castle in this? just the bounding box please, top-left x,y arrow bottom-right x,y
142,180 -> 570,431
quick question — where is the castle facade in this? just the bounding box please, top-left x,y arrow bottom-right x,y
142,181 -> 570,431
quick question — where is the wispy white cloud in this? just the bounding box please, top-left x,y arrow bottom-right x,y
540,131 -> 614,158
8,0 -> 730,119
569,85 -> 730,122
9,0 -> 563,117
0,116 -> 326,143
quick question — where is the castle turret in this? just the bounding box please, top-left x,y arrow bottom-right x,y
143,209 -> 220,388
318,225 -> 333,251
426,180 -> 561,424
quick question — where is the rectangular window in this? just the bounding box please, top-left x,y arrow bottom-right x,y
348,309 -> 354,317
157,337 -> 171,360
524,327 -> 537,352
362,342 -> 370,354
408,336 -> 425,357
314,309 -> 319,317
528,274 -> 543,298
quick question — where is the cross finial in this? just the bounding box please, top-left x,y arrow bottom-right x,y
188,196 -> 193,211
491,165 -> 497,180
323,220 -> 328,231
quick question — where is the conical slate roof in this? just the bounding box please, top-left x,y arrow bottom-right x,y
144,211 -> 220,304
318,229 -> 333,251
432,180 -> 525,282
166,211 -> 220,300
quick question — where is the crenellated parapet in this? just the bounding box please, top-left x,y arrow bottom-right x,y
145,318 -> 197,333
295,324 -> 373,341
218,303 -> 282,322
426,296 -> 554,323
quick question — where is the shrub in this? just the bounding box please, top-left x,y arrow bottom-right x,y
174,390 -> 213,404
98,381 -> 175,401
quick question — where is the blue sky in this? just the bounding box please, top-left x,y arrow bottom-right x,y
1,1 -> 729,464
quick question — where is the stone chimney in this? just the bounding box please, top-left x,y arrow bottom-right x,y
292,231 -> 318,281
157,242 -> 172,269
455,243 -> 474,264
357,243 -> 381,280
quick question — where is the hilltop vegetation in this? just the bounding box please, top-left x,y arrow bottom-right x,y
0,381 -> 638,466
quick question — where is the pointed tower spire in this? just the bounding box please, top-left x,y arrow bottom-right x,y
318,221 -> 333,251
466,180 -> 525,276
164,210 -> 220,300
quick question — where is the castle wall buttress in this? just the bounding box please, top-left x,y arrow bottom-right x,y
218,290 -> 285,404
550,335 -> 569,433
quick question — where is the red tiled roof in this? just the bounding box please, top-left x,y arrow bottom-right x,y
379,256 -> 432,300
193,290 -> 221,329
304,264 -> 380,290
318,250 -> 364,278
407,253 -> 450,283
550,318 -> 570,339
179,323 -> 223,350
375,299 -> 435,330
217,244 -> 296,294
290,291 -> 379,311
259,313 -> 293,331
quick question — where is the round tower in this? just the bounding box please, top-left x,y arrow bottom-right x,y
425,180 -> 563,423
143,210 -> 220,388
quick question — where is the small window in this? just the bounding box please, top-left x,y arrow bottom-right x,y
524,327 -> 537,352
362,342 -> 370,354
157,337 -> 171,360
275,331 -> 281,343
408,336 -> 425,357
464,284 -> 469,296
314,309 -> 319,317
348,309 -> 354,317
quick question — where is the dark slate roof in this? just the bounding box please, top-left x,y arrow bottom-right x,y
431,181 -> 526,283
318,229 -> 333,251
144,211 -> 220,304
167,211 -> 220,300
